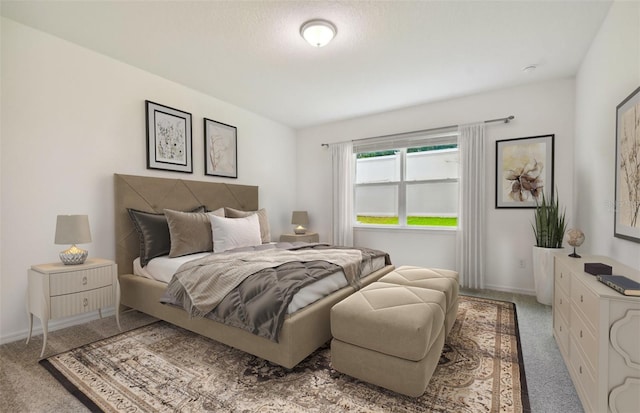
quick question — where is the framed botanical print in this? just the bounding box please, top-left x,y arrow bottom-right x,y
145,100 -> 192,173
614,86 -> 640,243
204,118 -> 237,178
495,134 -> 554,208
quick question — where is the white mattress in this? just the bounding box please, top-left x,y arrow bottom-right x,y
133,252 -> 385,314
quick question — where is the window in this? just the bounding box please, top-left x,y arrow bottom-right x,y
354,134 -> 459,228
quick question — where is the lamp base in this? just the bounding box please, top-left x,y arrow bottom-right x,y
60,245 -> 88,265
294,226 -> 307,235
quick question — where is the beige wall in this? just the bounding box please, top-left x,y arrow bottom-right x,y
575,0 -> 640,269
0,18 -> 297,343
296,78 -> 576,294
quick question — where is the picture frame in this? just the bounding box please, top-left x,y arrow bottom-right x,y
145,100 -> 192,173
495,134 -> 554,208
614,86 -> 640,243
204,118 -> 237,178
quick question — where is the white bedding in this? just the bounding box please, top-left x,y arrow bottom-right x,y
133,251 -> 385,314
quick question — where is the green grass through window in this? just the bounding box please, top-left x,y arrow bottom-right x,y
357,215 -> 457,227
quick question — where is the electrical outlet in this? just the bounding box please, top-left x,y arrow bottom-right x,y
519,259 -> 526,269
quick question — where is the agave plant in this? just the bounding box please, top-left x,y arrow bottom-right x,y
532,191 -> 567,248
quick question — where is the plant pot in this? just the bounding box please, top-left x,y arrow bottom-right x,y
532,246 -> 565,305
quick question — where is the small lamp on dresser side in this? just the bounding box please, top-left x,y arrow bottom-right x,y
55,214 -> 92,265
291,211 -> 309,234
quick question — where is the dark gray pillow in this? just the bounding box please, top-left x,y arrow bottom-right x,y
127,206 -> 205,267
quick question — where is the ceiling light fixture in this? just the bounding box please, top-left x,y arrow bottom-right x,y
300,19 -> 337,48
522,64 -> 537,73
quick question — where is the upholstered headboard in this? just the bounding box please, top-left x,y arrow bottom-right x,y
114,173 -> 258,276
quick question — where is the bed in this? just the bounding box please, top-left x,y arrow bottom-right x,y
114,173 -> 394,368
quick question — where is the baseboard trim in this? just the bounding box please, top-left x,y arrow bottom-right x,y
482,284 -> 535,296
0,307 -> 116,345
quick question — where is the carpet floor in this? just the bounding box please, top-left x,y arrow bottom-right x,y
40,295 -> 528,412
0,290 -> 582,412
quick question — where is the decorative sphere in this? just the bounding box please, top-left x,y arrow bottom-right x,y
566,228 -> 585,247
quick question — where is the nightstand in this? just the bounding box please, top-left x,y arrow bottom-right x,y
279,232 -> 319,243
26,258 -> 120,357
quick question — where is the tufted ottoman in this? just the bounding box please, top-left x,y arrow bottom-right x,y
330,282 -> 446,397
378,265 -> 459,335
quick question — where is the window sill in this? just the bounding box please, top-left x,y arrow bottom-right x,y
353,224 -> 457,233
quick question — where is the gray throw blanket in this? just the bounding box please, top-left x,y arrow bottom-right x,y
165,247 -> 364,318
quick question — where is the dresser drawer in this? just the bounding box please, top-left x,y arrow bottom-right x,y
569,338 -> 597,413
555,261 -> 571,294
50,265 -> 113,296
570,278 -> 599,332
554,283 -> 570,323
50,285 -> 114,318
553,310 -> 569,355
570,310 -> 598,372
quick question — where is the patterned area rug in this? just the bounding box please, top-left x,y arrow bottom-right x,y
41,295 -> 530,412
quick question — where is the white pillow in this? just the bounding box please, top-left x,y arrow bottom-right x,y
210,213 -> 262,253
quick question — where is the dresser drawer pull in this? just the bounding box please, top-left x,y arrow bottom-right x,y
580,295 -> 583,303
579,365 -> 582,374
559,326 -> 562,332
580,330 -> 583,338
559,298 -> 562,305
83,298 -> 88,307
560,273 -> 563,279
82,276 -> 88,285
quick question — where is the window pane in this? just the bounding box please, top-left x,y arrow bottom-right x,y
356,152 -> 401,184
406,182 -> 458,227
406,147 -> 458,181
355,185 -> 398,225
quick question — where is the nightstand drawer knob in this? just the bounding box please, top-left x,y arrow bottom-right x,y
82,276 -> 88,285
83,298 -> 88,307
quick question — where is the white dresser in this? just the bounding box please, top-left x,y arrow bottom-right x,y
26,258 -> 120,357
553,254 -> 640,413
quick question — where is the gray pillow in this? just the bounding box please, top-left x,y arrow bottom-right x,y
165,208 -> 225,258
127,206 -> 205,267
224,207 -> 271,243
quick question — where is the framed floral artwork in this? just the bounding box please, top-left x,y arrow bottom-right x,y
145,100 -> 192,173
204,118 -> 237,178
614,86 -> 640,243
495,134 -> 554,208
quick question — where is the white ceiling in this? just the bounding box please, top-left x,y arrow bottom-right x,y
1,1 -> 612,129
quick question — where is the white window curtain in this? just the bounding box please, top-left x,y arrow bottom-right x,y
330,141 -> 355,246
456,123 -> 486,289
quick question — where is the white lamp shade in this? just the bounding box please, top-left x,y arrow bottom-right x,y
291,211 -> 309,226
300,20 -> 336,47
55,215 -> 92,245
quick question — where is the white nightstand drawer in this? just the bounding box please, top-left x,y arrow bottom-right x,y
50,265 -> 113,296
50,285 -> 114,319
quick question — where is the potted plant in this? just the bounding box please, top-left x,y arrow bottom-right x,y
531,191 -> 567,305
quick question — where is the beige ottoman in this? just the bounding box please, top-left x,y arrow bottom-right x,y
330,282 -> 446,397
378,265 -> 459,335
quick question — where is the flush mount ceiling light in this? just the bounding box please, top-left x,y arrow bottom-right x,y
300,19 -> 337,48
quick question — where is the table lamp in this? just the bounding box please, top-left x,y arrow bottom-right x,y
291,211 -> 309,234
55,215 -> 92,265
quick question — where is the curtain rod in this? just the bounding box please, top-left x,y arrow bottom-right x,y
320,115 -> 514,147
